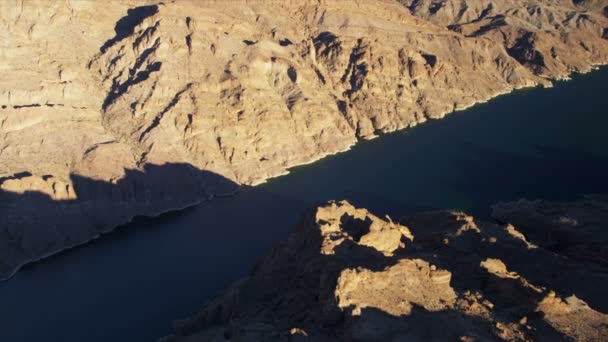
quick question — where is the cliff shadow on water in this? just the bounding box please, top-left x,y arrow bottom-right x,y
0,163 -> 240,281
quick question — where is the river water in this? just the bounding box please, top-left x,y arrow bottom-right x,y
1,67 -> 607,341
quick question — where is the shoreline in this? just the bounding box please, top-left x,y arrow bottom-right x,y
0,188 -> 240,282
248,63 -> 605,186
1,64 -> 606,283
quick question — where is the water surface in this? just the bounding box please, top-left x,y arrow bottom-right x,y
1,68 -> 607,341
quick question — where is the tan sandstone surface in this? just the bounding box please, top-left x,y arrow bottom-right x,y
163,198 -> 608,341
1,0 -> 607,280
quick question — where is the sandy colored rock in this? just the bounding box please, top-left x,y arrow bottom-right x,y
315,200 -> 413,256
480,258 -> 519,279
336,258 -> 456,316
537,291 -> 608,341
1,0 -> 607,279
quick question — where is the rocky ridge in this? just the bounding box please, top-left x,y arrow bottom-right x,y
1,0 -> 607,280
163,197 -> 608,341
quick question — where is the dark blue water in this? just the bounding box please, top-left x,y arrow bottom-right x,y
1,68 -> 607,341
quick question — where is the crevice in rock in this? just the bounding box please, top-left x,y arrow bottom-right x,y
185,17 -> 193,54
132,20 -> 160,50
8,103 -> 76,110
313,31 -> 343,70
340,38 -> 366,83
507,32 -> 546,74
12,104 -> 41,109
345,63 -> 368,97
342,39 -> 368,97
477,2 -> 494,21
429,0 -> 447,15
186,34 -> 192,54
287,66 -> 298,83
138,82 -> 192,142
421,53 -> 438,68
102,61 -> 162,110
336,99 -> 348,117
285,89 -> 303,111
83,140 -> 117,157
468,16 -> 508,37
131,37 -> 161,77
0,171 -> 33,184
456,1 -> 469,22
314,67 -> 326,84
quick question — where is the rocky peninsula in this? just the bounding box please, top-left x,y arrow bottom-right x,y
163,196 -> 608,341
1,0 -> 607,280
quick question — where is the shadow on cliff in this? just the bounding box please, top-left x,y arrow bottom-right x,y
0,163 -> 239,280
446,142 -> 608,215
99,4 -> 159,53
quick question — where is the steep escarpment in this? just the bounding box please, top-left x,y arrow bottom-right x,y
163,198 -> 608,341
1,0 -> 607,280
86,0 -> 547,186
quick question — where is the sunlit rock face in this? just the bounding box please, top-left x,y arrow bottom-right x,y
1,0 -> 607,279
164,199 -> 608,341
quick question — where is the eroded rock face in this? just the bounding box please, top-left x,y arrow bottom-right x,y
402,0 -> 608,78
1,0 -> 607,279
163,199 -> 608,341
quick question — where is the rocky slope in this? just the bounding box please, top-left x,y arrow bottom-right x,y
1,0 -> 607,280
163,197 -> 608,341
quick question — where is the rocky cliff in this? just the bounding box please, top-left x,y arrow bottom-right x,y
163,197 -> 608,341
1,0 -> 607,280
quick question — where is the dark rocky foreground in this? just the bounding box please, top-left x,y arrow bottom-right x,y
163,196 -> 608,341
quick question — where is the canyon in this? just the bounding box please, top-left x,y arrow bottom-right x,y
1,0 -> 607,309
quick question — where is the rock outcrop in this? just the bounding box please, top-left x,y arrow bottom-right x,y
163,199 -> 608,341
1,0 -> 608,280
